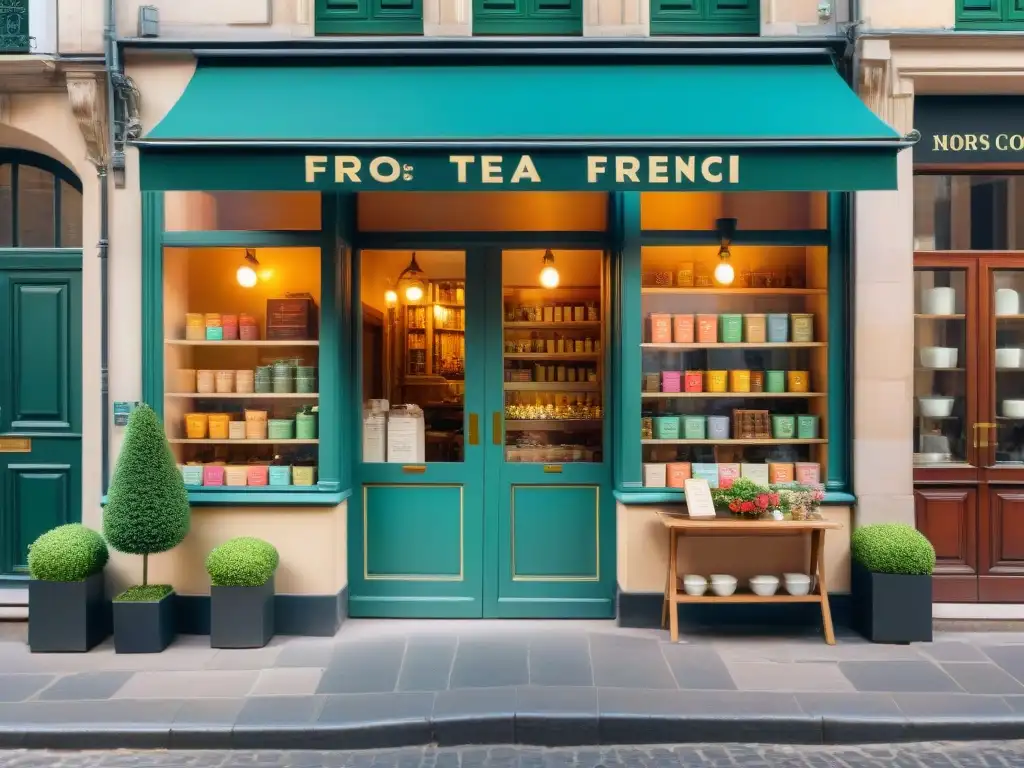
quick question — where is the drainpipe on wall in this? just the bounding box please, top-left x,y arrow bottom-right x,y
100,0 -> 116,494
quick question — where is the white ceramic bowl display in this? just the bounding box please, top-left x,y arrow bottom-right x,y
923,287 -> 956,316
749,575 -> 780,597
683,574 -> 708,597
920,347 -> 958,369
710,574 -> 737,597
783,573 -> 812,596
997,289 -> 1021,316
997,348 -> 1022,369
1004,400 -> 1024,419
918,396 -> 954,418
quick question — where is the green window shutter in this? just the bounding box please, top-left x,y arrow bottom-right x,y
315,0 -> 424,34
0,0 -> 30,54
651,0 -> 758,34
955,0 -> 1011,28
1010,0 -> 1024,21
474,0 -> 582,35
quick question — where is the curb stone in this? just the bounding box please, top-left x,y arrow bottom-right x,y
2,714 -> 1024,750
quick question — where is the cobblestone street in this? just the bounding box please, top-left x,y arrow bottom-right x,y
3,743 -> 1024,768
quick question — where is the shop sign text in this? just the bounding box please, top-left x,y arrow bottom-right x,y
930,134 -> 1024,153
303,153 -> 741,188
914,96 -> 1024,165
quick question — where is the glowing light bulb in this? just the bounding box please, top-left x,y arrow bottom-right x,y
384,289 -> 398,306
236,265 -> 258,288
713,260 -> 735,286
405,283 -> 424,302
540,265 -> 560,289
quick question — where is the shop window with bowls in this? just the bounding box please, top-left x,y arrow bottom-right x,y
637,192 -> 835,493
913,172 -> 1024,603
154,192 -> 333,497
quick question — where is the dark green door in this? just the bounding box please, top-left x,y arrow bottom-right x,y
483,248 -> 615,618
0,252 -> 83,579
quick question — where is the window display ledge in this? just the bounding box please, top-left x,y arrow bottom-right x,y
100,488 -> 352,508
613,489 -> 856,506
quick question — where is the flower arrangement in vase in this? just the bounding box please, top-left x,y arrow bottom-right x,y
772,483 -> 826,520
711,477 -> 781,519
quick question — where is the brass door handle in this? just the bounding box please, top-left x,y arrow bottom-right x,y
493,412 -> 502,445
974,422 -> 997,449
468,413 -> 479,446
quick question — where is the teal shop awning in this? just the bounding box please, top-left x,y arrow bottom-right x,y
137,59 -> 908,192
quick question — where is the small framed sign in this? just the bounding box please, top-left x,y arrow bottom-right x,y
683,478 -> 716,518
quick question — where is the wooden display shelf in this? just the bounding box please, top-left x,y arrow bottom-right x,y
642,392 -> 825,399
505,382 -> 600,392
915,314 -> 965,320
673,589 -> 823,604
642,438 -> 827,445
506,419 -> 602,430
166,393 -> 319,399
165,340 -> 319,347
504,321 -> 601,330
170,439 -> 319,445
642,342 -> 826,350
642,287 -> 825,296
504,353 -> 600,360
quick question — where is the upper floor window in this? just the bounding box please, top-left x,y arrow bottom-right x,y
315,0 -> 424,34
956,0 -> 1024,30
473,0 -> 582,35
650,0 -> 759,35
0,151 -> 83,248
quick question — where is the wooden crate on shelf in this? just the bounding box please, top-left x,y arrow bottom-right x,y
733,409 -> 771,440
266,293 -> 318,340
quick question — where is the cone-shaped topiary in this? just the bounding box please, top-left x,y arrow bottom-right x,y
104,404 -> 190,588
28,524 -> 109,582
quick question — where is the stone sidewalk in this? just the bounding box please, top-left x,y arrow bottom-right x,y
4,619 -> 1024,749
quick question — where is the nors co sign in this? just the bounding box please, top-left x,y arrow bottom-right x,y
931,133 -> 1024,153
303,153 -> 742,187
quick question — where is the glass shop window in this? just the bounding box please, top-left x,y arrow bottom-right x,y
915,174 -> 1024,251
0,159 -> 83,248
164,191 -> 322,231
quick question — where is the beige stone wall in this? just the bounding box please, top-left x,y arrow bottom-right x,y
761,0 -> 848,37
584,0 -> 648,36
859,0 -> 954,31
133,502 -> 348,596
111,0 -> 314,40
59,0 -> 105,54
616,503 -> 853,594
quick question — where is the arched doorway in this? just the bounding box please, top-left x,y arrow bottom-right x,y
0,149 -> 83,583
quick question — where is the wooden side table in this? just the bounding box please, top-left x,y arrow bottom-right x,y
659,513 -> 842,645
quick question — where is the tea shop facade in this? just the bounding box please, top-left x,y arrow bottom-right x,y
105,40 -> 909,629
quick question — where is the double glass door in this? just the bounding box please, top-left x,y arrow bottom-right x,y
351,247 -> 614,618
915,255 -> 1024,602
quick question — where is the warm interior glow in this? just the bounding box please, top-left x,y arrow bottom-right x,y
405,283 -> 424,302
384,289 -> 398,306
236,265 -> 258,288
713,260 -> 735,286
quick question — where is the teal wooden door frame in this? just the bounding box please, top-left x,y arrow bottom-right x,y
482,247 -> 616,618
0,250 -> 83,583
348,247 -> 488,618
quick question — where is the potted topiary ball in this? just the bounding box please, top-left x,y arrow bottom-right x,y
206,537 -> 279,649
104,404 -> 191,653
851,523 -> 936,644
27,524 -> 110,652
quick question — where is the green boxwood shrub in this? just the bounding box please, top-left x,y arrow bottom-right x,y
851,523 -> 936,576
27,524 -> 108,582
104,404 -> 190,586
206,537 -> 280,587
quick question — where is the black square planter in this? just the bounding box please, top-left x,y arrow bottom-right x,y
852,561 -> 933,644
28,573 -> 111,652
210,578 -> 275,649
113,591 -> 177,653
